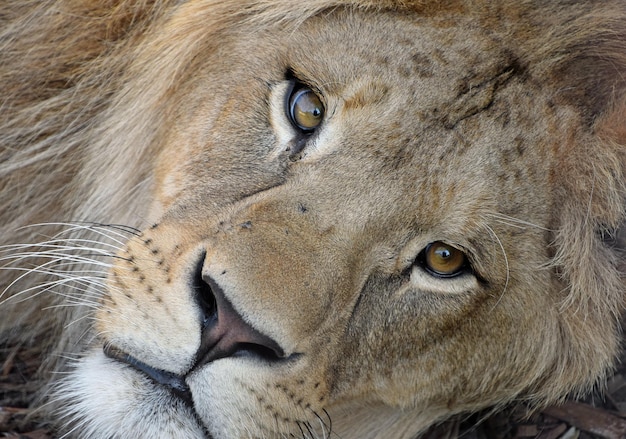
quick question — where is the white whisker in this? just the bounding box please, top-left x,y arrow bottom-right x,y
484,212 -> 551,232
1,276 -> 103,305
484,224 -> 510,311
0,222 -> 141,313
1,256 -> 109,300
0,238 -> 123,255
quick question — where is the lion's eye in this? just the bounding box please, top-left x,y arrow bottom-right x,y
421,242 -> 467,277
288,86 -> 324,132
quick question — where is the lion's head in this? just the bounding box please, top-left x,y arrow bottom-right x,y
1,1 -> 625,438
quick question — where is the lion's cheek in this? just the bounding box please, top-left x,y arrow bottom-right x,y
187,358 -> 332,438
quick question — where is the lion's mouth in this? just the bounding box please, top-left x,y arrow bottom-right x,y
103,344 -> 193,406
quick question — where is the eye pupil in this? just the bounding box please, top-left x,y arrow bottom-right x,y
423,242 -> 467,277
288,86 -> 324,132
435,248 -> 451,259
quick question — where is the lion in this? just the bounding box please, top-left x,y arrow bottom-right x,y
1,0 -> 625,438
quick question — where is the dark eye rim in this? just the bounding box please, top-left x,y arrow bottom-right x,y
416,241 -> 470,279
284,79 -> 325,134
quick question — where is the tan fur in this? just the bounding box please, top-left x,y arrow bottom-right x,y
1,1 -> 625,438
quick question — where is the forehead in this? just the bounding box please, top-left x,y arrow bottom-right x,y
280,10 -> 514,106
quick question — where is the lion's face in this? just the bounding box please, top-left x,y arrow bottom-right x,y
53,5 -> 624,439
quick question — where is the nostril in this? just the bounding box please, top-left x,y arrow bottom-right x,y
192,252 -> 217,328
191,255 -> 286,367
197,275 -> 286,365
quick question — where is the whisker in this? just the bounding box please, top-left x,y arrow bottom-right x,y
0,255 -> 112,299
85,222 -> 142,236
296,421 -> 307,438
0,237 -> 123,253
1,274 -> 107,305
311,412 -> 327,439
484,212 -> 552,232
0,223 -> 140,306
484,224 -> 510,311
59,312 -> 100,329
303,420 -> 315,438
18,221 -> 141,238
42,283 -> 106,302
46,300 -> 101,310
312,408 -> 341,439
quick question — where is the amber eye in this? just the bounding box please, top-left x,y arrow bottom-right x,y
288,86 -> 324,132
422,242 -> 467,277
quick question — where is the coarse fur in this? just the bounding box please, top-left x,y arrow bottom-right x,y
1,0 -> 626,438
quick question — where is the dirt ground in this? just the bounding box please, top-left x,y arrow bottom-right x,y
2,340 -> 626,439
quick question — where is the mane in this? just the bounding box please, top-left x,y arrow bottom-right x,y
1,0 -> 625,416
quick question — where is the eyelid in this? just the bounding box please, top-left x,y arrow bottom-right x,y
409,265 -> 479,295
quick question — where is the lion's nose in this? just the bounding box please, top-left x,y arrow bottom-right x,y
193,255 -> 286,368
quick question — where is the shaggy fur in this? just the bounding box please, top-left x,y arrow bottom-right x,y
1,1 -> 625,438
